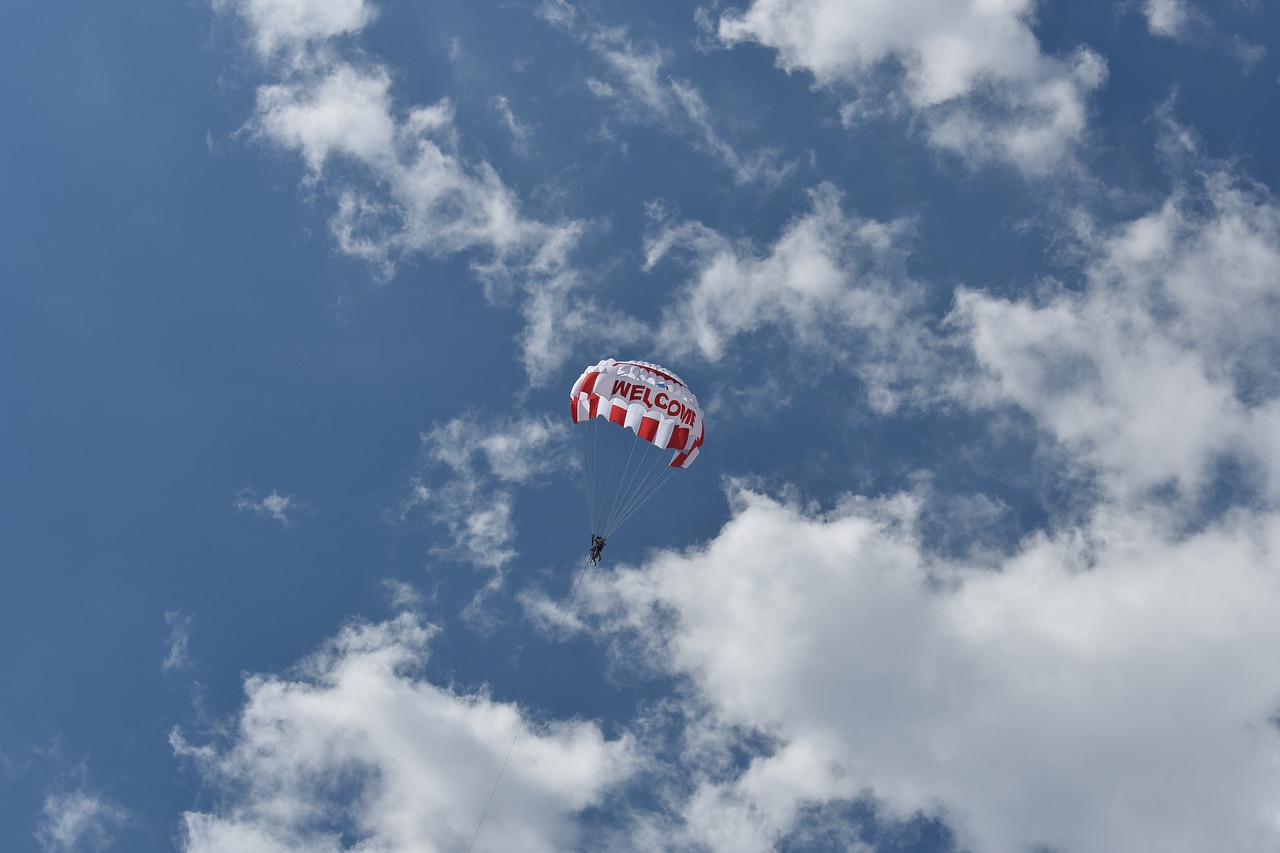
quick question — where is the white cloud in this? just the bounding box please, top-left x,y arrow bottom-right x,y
381,578 -> 425,610
586,25 -> 674,117
536,0 -> 576,30
1229,36 -> 1267,73
1142,3 -> 1267,73
1145,0 -> 1193,39
584,483 -> 1280,853
538,1 -> 795,186
647,183 -> 943,412
163,610 -> 195,673
493,95 -> 532,153
174,613 -> 637,853
249,66 -> 577,278
397,414 -> 569,574
234,487 -> 310,527
515,267 -> 650,384
222,0 -> 605,381
668,81 -> 796,187
220,0 -> 378,61
951,160 -> 1280,510
716,0 -> 1107,175
37,789 -> 130,853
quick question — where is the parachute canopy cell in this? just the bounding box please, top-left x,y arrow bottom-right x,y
570,358 -> 704,539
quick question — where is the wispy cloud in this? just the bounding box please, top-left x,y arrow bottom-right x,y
538,1 -> 796,187
233,487 -> 312,527
668,80 -> 795,187
162,610 -> 195,673
395,413 -> 569,576
1145,0 -> 1195,39
493,94 -> 533,153
36,789 -> 130,853
219,0 -> 607,381
1142,1 -> 1267,74
380,578 -> 425,610
249,66 -> 575,277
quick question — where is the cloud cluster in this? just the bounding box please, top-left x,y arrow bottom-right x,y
716,0 -> 1107,175
646,183 -> 942,412
953,161 -> 1280,512
221,0 -> 620,381
248,61 -> 578,279
572,136 -> 1280,853
174,613 -> 636,853
396,414 -> 569,574
201,6 -> 1280,852
586,482 -> 1280,853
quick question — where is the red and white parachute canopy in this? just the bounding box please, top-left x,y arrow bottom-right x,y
569,358 -> 704,538
570,358 -> 704,467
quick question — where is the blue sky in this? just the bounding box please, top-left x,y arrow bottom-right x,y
3,0 -> 1280,851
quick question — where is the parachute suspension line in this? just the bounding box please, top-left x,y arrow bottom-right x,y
600,433 -> 658,536
466,555 -> 597,853
581,414 -> 600,538
604,455 -> 675,535
583,414 -> 608,537
594,416 -> 615,533
606,462 -> 676,538
589,416 -> 608,536
589,416 -> 611,536
578,414 -> 689,539
598,424 -> 642,535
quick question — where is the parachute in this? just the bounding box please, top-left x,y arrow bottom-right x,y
570,358 -> 704,540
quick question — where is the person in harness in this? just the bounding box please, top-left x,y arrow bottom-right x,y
589,535 -> 606,565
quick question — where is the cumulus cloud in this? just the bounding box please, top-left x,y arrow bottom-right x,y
951,158 -> 1280,512
646,183 -> 944,412
584,484 -> 1280,853
716,0 -> 1107,175
174,612 -> 637,853
36,789 -> 130,853
233,487 -> 310,527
